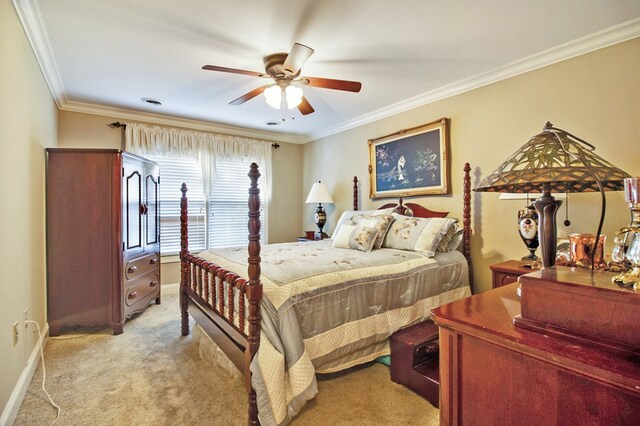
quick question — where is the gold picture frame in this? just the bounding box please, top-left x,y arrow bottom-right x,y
368,118 -> 450,199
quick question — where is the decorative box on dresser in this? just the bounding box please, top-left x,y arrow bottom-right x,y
431,267 -> 640,426
46,149 -> 161,335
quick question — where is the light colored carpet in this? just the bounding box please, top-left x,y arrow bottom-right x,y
14,293 -> 439,425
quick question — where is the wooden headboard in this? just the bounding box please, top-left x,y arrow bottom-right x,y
351,176 -> 449,218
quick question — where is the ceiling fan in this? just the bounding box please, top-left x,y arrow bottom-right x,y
202,43 -> 362,115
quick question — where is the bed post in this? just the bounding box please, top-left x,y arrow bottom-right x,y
246,163 -> 262,426
180,184 -> 190,336
463,163 -> 472,287
353,176 -> 358,211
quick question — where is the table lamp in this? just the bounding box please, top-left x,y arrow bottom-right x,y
306,181 -> 334,239
475,122 -> 630,268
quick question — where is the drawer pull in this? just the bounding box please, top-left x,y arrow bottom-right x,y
127,266 -> 137,274
128,291 -> 137,300
149,258 -> 157,265
150,281 -> 158,287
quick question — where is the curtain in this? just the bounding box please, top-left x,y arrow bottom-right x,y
124,123 -> 272,201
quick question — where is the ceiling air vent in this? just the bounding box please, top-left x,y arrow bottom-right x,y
141,97 -> 162,106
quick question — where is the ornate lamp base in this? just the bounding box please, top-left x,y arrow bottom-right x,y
314,203 -> 327,240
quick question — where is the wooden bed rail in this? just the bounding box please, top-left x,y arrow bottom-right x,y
180,164 -> 262,425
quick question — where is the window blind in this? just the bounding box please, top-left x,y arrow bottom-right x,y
148,155 -> 265,255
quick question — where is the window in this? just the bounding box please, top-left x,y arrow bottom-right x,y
149,155 -> 266,256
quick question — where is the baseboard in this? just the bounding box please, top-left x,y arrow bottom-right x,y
0,323 -> 49,426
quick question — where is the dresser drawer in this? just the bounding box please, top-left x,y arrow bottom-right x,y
125,252 -> 159,280
125,274 -> 159,307
493,271 -> 520,288
490,260 -> 535,289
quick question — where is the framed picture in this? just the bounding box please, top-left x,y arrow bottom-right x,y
368,118 -> 450,199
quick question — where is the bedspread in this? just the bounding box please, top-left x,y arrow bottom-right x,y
200,240 -> 470,426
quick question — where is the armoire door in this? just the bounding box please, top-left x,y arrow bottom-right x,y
144,165 -> 160,252
123,159 -> 145,258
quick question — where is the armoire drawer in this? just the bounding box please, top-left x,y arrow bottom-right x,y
125,252 -> 159,280
125,274 -> 159,307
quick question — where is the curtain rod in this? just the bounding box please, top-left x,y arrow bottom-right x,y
108,122 -> 280,148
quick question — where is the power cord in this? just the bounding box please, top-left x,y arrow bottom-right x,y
25,320 -> 60,426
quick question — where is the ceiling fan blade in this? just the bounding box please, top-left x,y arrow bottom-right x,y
297,96 -> 315,115
283,43 -> 314,76
203,65 -> 264,78
302,76 -> 362,92
229,85 -> 268,105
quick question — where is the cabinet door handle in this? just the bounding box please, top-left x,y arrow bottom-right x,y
128,291 -> 137,300
149,258 -> 157,265
127,266 -> 137,274
150,281 -> 158,287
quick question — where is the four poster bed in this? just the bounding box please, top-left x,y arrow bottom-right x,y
179,163 -> 473,425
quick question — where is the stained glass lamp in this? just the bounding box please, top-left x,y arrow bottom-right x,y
474,122 -> 630,268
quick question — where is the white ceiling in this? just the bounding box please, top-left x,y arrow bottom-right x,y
15,0 -> 640,143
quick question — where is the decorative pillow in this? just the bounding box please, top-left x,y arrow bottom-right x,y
349,223 -> 380,252
437,223 -> 463,252
345,214 -> 394,249
331,223 -> 379,252
382,215 -> 458,257
333,208 -> 395,240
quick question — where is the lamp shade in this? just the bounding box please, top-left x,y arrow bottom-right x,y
285,85 -> 303,109
475,122 -> 629,194
306,181 -> 334,204
264,83 -> 304,110
264,85 -> 282,109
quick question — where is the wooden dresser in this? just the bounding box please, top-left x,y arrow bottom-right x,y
432,270 -> 640,425
46,149 -> 161,335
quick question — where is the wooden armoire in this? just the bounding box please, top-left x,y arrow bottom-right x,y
46,149 -> 161,335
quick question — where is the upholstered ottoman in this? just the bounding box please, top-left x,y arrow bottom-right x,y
390,319 -> 440,407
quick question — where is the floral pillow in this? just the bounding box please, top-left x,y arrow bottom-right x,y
437,223 -> 464,252
382,215 -> 458,257
331,223 -> 379,252
343,214 -> 394,249
333,208 -> 395,241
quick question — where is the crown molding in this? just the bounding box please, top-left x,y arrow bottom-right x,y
14,0 -> 640,145
306,18 -> 640,143
12,0 -> 66,109
12,0 -> 305,144
61,101 -> 305,144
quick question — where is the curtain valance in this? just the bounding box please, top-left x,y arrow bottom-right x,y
124,123 -> 272,200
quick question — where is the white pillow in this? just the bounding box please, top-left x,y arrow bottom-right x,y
332,224 -> 356,248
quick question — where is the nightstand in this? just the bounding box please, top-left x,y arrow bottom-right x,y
489,260 -> 537,288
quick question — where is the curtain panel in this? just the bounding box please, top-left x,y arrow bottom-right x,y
124,122 -> 272,200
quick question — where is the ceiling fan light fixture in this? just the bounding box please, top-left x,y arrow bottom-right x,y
285,85 -> 303,109
264,84 -> 282,109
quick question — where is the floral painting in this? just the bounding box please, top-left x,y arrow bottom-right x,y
368,118 -> 450,198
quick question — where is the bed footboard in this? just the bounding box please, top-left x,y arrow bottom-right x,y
180,163 -> 262,426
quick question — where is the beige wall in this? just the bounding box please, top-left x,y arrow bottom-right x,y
58,110 -> 304,285
0,0 -> 58,417
303,38 -> 640,294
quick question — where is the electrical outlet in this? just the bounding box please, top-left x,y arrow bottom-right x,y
23,309 -> 28,329
12,322 -> 18,346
